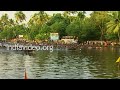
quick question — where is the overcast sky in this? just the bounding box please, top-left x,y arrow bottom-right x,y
0,11 -> 92,22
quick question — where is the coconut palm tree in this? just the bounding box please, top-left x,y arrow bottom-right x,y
77,11 -> 86,20
63,11 -> 78,23
9,19 -> 15,27
0,13 -> 10,30
15,11 -> 26,24
28,11 -> 49,26
106,11 -> 120,43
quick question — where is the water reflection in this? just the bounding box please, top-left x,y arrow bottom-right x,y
0,47 -> 120,79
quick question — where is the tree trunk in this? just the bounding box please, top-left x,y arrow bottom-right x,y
100,31 -> 103,41
100,28 -> 104,41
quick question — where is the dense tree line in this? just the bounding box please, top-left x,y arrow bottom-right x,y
0,11 -> 120,43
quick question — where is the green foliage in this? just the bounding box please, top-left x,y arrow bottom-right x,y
47,13 -> 64,26
0,11 -> 120,42
79,18 -> 100,41
90,11 -> 111,40
50,21 -> 67,39
0,27 -> 15,39
66,21 -> 80,37
40,24 -> 51,34
106,11 -> 120,42
28,11 -> 49,27
15,11 -> 26,23
47,14 -> 69,39
105,33 -> 118,40
35,33 -> 49,40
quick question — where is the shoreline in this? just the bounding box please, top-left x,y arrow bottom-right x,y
0,42 -> 120,51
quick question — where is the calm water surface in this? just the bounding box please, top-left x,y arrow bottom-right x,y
0,47 -> 120,79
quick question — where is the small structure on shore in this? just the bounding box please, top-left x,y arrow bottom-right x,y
61,36 -> 78,44
18,35 -> 23,38
50,33 -> 59,41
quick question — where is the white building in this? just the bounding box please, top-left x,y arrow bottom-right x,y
50,33 -> 59,41
61,36 -> 78,44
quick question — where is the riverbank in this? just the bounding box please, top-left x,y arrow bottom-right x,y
0,41 -> 120,51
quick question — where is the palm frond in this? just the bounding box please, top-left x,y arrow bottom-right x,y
106,21 -> 115,28
113,25 -> 119,33
106,24 -> 117,33
112,11 -> 118,19
118,11 -> 120,20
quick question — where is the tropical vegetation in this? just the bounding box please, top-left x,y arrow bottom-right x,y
0,11 -> 120,43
